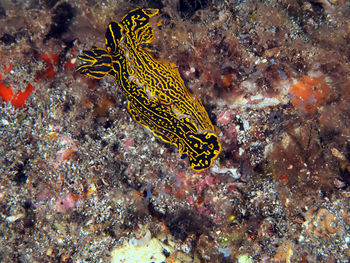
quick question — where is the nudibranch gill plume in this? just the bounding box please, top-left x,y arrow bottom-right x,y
76,8 -> 221,171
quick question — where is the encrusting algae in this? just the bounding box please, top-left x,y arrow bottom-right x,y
1,1 -> 350,261
76,8 -> 221,171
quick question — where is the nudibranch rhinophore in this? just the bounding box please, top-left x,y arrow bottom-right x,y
76,8 -> 221,171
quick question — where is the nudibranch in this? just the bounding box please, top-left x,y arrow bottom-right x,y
76,8 -> 221,171
118,9 -> 214,131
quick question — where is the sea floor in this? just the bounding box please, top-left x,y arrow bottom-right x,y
0,0 -> 349,262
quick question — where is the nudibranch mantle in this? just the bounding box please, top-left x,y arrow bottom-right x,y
119,9 -> 215,132
76,8 -> 221,171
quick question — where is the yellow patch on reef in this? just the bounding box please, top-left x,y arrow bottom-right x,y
76,8 -> 221,171
111,238 -> 193,263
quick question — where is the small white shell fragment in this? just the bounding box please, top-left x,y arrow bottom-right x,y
1,119 -> 9,125
211,166 -> 241,179
129,229 -> 152,247
6,213 -> 25,223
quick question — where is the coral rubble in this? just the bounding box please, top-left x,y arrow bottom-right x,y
0,0 -> 349,262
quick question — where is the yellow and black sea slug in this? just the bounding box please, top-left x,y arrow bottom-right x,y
76,8 -> 221,171
118,8 -> 215,132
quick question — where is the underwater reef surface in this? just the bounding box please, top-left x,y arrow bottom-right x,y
0,0 -> 349,262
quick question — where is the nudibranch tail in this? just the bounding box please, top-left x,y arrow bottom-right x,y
187,131 -> 221,171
